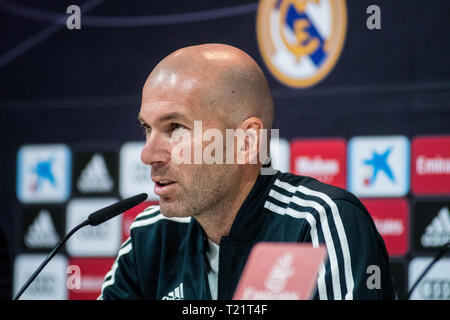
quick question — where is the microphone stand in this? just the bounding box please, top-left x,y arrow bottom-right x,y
14,220 -> 90,300
13,192 -> 147,300
403,241 -> 450,300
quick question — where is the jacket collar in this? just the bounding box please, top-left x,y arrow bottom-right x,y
223,170 -> 279,241
193,169 -> 280,245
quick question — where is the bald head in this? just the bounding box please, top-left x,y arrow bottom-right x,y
143,43 -> 274,129
139,44 -> 274,222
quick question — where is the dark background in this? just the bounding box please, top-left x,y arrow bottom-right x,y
1,0 -> 449,296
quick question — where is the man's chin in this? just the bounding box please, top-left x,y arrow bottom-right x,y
159,200 -> 190,218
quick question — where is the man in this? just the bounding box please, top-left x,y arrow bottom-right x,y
99,43 -> 394,300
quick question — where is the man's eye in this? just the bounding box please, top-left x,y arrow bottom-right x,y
141,125 -> 151,136
170,123 -> 186,131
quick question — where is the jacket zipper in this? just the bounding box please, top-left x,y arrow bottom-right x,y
216,237 -> 225,300
201,236 -> 212,300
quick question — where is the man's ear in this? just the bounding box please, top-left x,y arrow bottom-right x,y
235,117 -> 264,165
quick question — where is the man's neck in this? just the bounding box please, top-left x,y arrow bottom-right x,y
193,168 -> 260,245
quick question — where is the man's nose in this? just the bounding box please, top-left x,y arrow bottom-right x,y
140,132 -> 171,167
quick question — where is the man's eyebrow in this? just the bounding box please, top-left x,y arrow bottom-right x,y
137,114 -> 149,127
159,111 -> 190,123
137,112 -> 190,126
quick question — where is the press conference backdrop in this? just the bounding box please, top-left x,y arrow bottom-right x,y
1,0 -> 449,300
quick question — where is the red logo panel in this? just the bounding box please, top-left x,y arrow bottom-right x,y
233,243 -> 327,300
122,201 -> 158,242
362,199 -> 409,257
68,258 -> 115,300
412,136 -> 450,195
290,139 -> 346,189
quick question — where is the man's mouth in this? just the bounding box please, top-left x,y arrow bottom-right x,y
156,180 -> 175,187
153,179 -> 178,195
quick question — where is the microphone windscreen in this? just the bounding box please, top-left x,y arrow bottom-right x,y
87,193 -> 148,226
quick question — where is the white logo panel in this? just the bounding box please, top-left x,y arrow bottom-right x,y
16,144 -> 71,203
14,254 -> 68,300
66,198 -> 121,257
348,136 -> 409,197
270,138 -> 290,173
409,257 -> 450,300
120,142 -> 157,200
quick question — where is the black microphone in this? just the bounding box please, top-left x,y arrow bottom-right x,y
13,193 -> 148,300
87,193 -> 148,226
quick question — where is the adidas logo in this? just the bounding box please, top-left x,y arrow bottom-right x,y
24,209 -> 60,249
162,282 -> 184,300
77,153 -> 114,193
421,207 -> 450,248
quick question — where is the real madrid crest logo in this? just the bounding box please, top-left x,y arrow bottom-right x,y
257,0 -> 347,88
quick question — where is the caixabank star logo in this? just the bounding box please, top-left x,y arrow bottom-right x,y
256,0 -> 347,88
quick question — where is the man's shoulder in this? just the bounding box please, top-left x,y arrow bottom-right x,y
268,171 -> 374,229
273,171 -> 362,205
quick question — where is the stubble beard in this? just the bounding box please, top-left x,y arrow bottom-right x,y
159,164 -> 238,219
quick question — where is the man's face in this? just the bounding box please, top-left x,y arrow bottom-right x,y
139,73 -> 239,218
